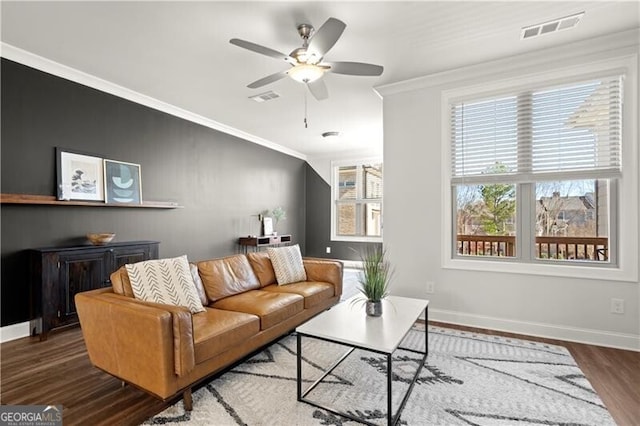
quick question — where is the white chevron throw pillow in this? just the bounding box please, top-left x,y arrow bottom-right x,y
267,244 -> 307,285
126,255 -> 205,313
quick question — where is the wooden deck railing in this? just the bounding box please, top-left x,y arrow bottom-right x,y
457,235 -> 515,257
535,236 -> 608,261
457,235 -> 609,261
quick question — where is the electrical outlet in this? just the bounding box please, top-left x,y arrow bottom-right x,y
611,298 -> 624,314
325,247 -> 331,254
426,281 -> 435,294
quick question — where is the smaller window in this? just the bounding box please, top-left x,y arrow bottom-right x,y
332,160 -> 383,242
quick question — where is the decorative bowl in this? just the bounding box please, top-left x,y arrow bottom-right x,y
86,233 -> 115,245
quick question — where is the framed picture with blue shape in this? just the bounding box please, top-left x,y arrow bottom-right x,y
104,159 -> 142,204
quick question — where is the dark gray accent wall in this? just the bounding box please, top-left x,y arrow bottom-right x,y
1,59 -> 306,326
305,164 -> 381,260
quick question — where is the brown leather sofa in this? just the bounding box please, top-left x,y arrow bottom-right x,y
75,252 -> 343,410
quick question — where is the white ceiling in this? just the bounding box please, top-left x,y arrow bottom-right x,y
2,1 -> 638,159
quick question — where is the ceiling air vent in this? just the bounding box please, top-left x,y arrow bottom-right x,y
249,91 -> 280,103
521,12 -> 584,40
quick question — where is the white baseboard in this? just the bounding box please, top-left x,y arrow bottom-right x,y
428,308 -> 640,352
1,321 -> 31,343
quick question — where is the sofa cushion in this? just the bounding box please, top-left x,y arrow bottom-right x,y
111,266 -> 134,297
212,290 -> 304,330
246,252 -> 276,287
192,308 -> 260,364
189,263 -> 208,306
261,281 -> 335,309
197,255 -> 260,303
126,255 -> 205,314
267,244 -> 307,285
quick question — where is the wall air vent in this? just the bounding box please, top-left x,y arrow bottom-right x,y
249,91 -> 280,103
521,12 -> 584,40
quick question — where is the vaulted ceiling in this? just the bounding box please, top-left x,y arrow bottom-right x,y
2,1 -> 638,159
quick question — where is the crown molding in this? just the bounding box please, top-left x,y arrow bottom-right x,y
375,28 -> 640,97
0,43 -> 307,161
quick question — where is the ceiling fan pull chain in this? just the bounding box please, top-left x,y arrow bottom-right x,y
304,90 -> 308,128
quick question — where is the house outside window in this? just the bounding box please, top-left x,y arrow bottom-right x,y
331,160 -> 383,242
450,75 -> 621,266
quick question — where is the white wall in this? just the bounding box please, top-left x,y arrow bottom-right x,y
378,30 -> 640,350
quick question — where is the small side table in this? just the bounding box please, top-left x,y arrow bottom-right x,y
238,235 -> 292,253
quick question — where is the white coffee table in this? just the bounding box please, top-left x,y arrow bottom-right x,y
296,295 -> 429,426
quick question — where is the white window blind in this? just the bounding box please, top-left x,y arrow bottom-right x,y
451,76 -> 622,184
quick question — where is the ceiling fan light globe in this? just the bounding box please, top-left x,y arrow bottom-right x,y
288,64 -> 324,84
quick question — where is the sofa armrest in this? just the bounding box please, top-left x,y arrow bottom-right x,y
75,289 -> 195,394
99,293 -> 196,377
303,258 -> 343,299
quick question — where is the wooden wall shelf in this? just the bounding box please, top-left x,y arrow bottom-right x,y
0,193 -> 182,209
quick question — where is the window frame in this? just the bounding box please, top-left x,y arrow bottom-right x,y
331,158 -> 383,243
441,55 -> 638,282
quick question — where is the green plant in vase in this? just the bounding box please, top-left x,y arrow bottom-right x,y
271,206 -> 286,235
355,246 -> 393,316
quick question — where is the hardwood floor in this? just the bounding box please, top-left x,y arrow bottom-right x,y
1,324 -> 638,426
0,328 -> 169,425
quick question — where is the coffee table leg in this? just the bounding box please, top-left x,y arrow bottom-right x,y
297,333 -> 302,401
387,353 -> 393,425
425,306 -> 429,356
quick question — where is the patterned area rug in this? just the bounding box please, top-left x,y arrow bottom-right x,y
145,324 -> 614,425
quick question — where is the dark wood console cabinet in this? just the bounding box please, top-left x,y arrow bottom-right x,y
238,235 -> 292,253
30,240 -> 159,340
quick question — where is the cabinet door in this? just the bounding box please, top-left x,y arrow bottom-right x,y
58,251 -> 110,325
111,244 -> 156,271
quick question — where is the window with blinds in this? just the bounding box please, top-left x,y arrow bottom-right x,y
451,76 -> 622,184
450,75 -> 622,265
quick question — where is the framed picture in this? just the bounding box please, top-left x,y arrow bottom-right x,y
104,159 -> 142,204
57,148 -> 105,201
262,217 -> 273,236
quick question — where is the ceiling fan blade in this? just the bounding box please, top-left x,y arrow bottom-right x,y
230,38 -> 294,63
326,61 -> 384,76
247,70 -> 289,89
307,79 -> 329,101
307,18 -> 346,61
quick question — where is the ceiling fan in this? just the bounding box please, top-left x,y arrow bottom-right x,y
230,17 -> 383,101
